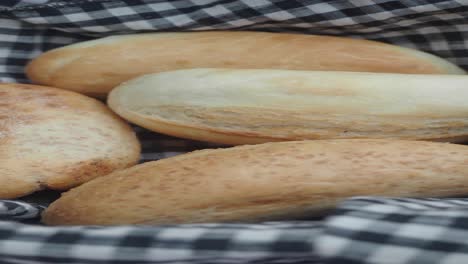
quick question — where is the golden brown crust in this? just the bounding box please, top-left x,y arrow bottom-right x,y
26,31 -> 465,97
0,83 -> 141,199
42,139 -> 468,226
107,69 -> 468,145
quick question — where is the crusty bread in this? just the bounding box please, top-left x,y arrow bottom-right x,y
42,139 -> 468,226
26,31 -> 465,97
107,69 -> 468,145
0,83 -> 141,199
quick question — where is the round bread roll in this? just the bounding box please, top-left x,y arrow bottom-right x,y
42,139 -> 468,226
0,83 -> 141,199
108,69 -> 468,145
26,31 -> 465,97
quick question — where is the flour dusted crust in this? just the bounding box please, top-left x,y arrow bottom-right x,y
108,69 -> 468,145
43,139 -> 468,226
26,31 -> 465,97
0,83 -> 141,198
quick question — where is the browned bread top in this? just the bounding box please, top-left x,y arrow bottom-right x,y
26,31 -> 465,97
43,139 -> 468,226
0,83 -> 141,199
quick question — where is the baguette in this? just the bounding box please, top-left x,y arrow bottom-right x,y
26,31 -> 465,97
0,83 -> 141,199
42,139 -> 468,226
108,69 -> 468,145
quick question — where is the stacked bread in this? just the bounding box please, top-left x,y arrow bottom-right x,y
2,31 -> 467,225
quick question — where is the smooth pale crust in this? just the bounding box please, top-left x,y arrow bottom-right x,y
107,69 -> 468,145
0,83 -> 141,199
42,139 -> 468,226
26,31 -> 465,97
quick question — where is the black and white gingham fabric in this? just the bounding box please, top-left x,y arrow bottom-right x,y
316,197 -> 468,264
0,204 -> 321,264
0,200 -> 44,221
1,0 -> 468,263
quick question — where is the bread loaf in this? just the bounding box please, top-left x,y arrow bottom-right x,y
42,139 -> 468,226
108,69 -> 468,145
0,83 -> 141,199
26,31 -> 465,97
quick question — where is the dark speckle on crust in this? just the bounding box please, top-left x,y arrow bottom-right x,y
42,92 -> 59,97
46,103 -> 62,108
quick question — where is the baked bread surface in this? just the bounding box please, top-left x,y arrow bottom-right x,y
108,69 -> 468,145
43,139 -> 468,226
0,83 -> 141,198
26,31 -> 465,97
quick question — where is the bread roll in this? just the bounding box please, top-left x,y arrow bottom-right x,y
42,139 -> 468,226
26,31 -> 464,97
0,83 -> 141,199
108,69 -> 468,145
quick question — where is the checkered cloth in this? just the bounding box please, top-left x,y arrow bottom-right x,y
1,0 -> 468,263
0,202 -> 321,264
317,197 -> 468,264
